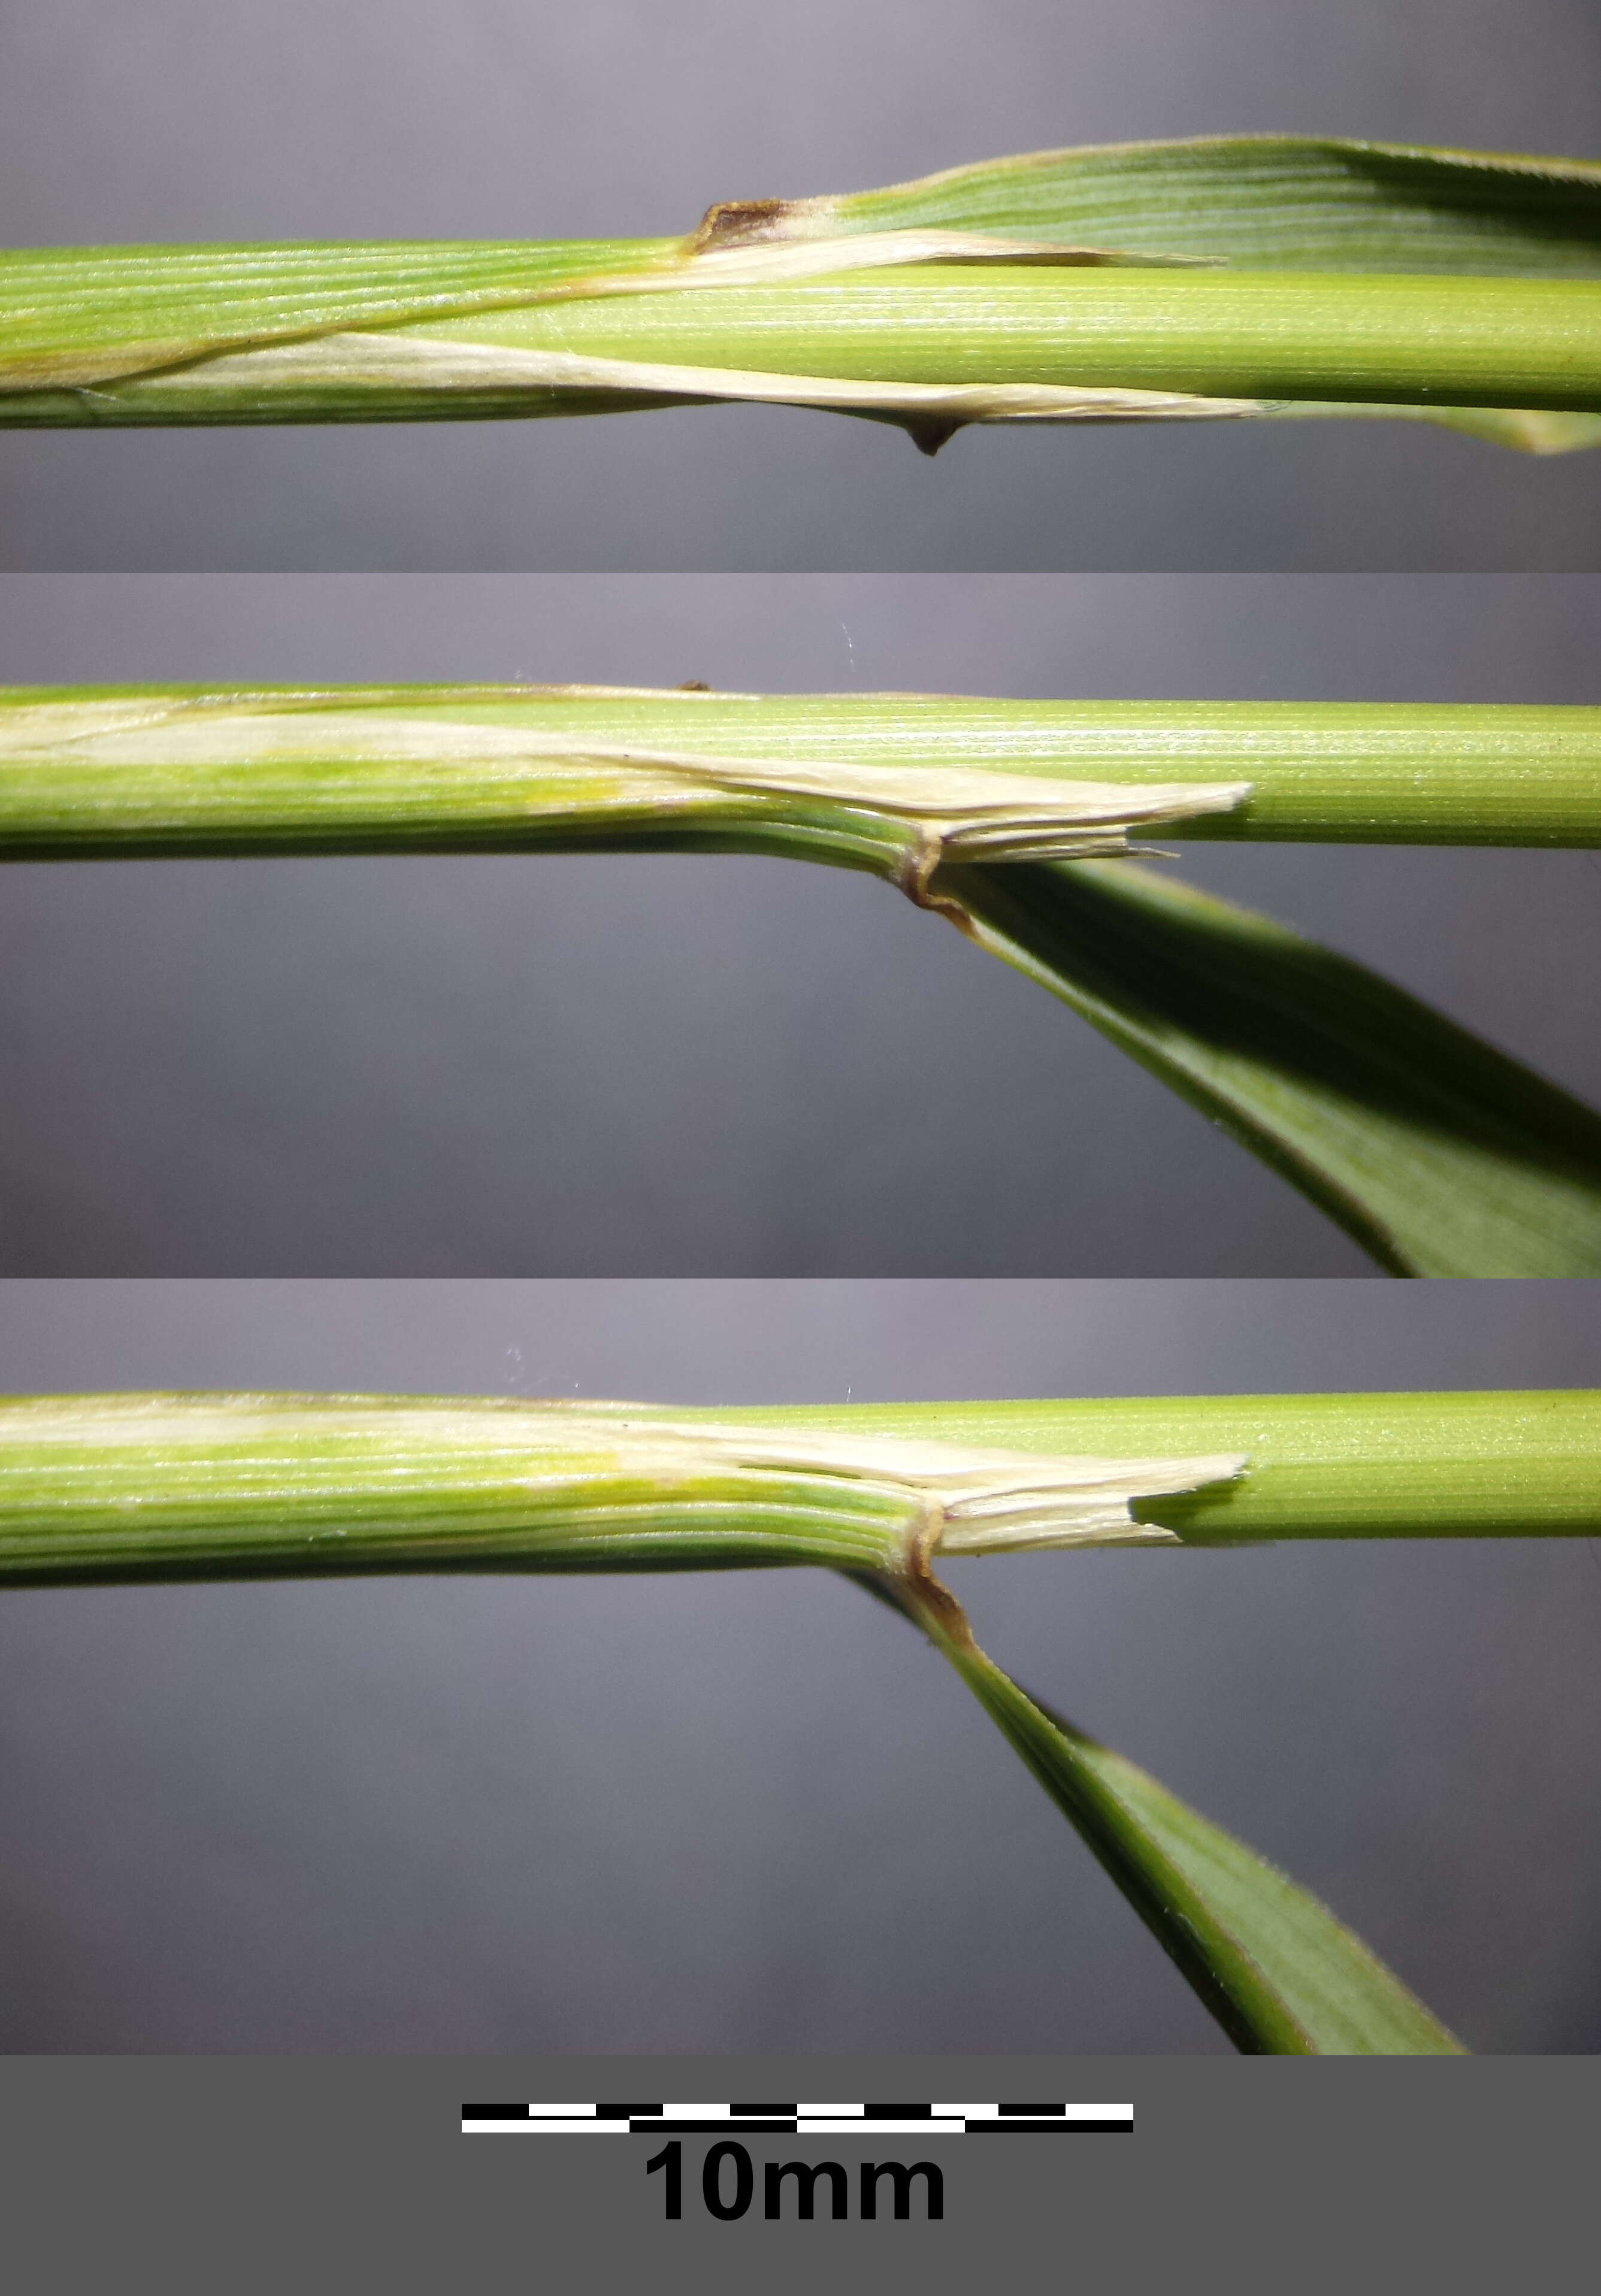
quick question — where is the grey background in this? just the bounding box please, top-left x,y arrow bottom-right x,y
3,0 -> 1600,571
1,1276 -> 1598,2055
4,572 -> 1601,1275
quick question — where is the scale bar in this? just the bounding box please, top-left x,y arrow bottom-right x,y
462,2100 -> 1132,2135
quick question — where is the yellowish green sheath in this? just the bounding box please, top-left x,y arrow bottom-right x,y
0,1391 -> 1246,1582
0,685 -> 1254,877
6,683 -> 1601,1276
4,137 -> 1601,449
9,1384 -> 1579,2053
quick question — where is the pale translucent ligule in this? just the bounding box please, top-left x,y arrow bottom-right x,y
0,704 -> 1251,864
615,227 -> 1207,287
523,1411 -> 1247,1555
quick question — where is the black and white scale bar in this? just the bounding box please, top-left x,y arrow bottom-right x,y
462,2100 -> 1131,2136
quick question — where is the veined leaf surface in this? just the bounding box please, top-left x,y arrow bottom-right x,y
945,857 -> 1601,1276
907,1598 -> 1464,2055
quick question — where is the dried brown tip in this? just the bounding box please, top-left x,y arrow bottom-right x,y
689,198 -> 795,252
902,415 -> 966,458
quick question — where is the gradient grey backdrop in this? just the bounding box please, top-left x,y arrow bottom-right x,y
3,0 -> 1600,570
0,1276 -> 1597,2055
4,572 -> 1601,1274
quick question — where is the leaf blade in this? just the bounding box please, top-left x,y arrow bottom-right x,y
944,856 -> 1601,1276
828,136 -> 1601,276
916,1611 -> 1464,2055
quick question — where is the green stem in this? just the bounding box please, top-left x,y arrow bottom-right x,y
3,266 -> 1599,426
0,1390 -> 1594,1586
710,1388 -> 1601,1542
5,687 -> 1601,849
425,269 -> 1601,408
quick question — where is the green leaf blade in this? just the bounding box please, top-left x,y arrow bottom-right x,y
926,1624 -> 1465,2055
946,856 -> 1601,1276
828,137 -> 1601,276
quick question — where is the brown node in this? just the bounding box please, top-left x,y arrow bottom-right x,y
902,1503 -> 979,1652
893,832 -> 979,939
